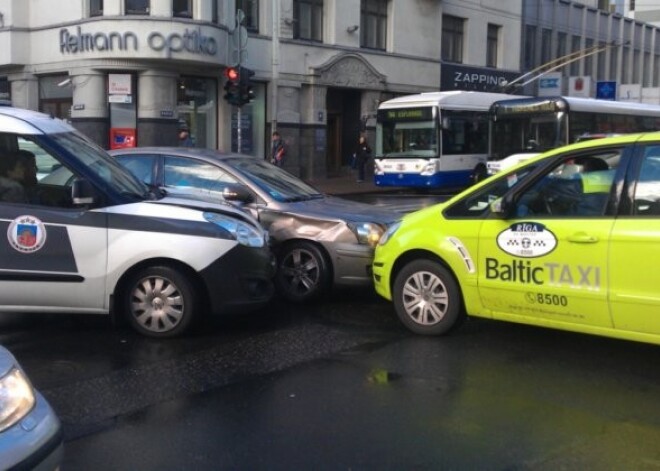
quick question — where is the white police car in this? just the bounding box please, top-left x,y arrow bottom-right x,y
0,107 -> 274,338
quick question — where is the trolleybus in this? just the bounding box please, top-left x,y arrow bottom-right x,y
375,91 -> 523,189
487,95 -> 660,174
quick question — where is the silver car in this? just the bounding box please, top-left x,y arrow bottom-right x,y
0,345 -> 63,470
110,148 -> 396,303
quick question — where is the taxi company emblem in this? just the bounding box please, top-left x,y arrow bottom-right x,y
7,215 -> 47,253
496,222 -> 557,258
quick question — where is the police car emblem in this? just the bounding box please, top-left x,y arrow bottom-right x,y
7,215 -> 47,253
496,222 -> 557,258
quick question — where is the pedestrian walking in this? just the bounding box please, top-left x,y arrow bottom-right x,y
270,131 -> 286,166
354,134 -> 371,183
178,121 -> 194,147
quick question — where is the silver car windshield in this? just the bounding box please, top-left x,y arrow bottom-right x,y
47,132 -> 149,199
226,157 -> 323,202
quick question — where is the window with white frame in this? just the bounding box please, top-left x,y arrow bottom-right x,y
442,15 -> 464,63
173,0 -> 192,18
125,0 -> 149,15
360,0 -> 387,50
294,0 -> 323,42
237,0 -> 259,32
487,24 -> 500,68
90,0 -> 103,16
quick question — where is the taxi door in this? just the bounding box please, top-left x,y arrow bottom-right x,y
0,179 -> 108,313
608,143 -> 660,336
476,149 -> 622,329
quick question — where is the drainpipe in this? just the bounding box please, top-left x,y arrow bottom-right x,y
271,0 -> 280,135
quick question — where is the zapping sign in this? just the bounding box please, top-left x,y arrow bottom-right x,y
59,26 -> 218,58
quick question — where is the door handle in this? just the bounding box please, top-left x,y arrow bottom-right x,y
567,233 -> 598,243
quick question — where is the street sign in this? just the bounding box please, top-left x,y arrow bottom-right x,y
538,72 -> 562,97
596,81 -> 617,100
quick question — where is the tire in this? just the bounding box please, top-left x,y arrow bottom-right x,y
122,266 -> 198,338
392,259 -> 463,335
275,241 -> 330,303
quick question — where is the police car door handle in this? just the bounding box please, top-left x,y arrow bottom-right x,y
567,232 -> 598,243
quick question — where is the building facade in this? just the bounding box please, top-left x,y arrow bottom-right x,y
522,0 -> 660,103
0,0 -> 522,179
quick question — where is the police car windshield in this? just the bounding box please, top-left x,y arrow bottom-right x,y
48,132 -> 150,199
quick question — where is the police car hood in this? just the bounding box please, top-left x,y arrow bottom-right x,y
283,195 -> 397,225
96,194 -> 259,227
154,194 -> 259,225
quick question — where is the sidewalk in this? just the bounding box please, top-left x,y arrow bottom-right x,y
305,167 -> 397,195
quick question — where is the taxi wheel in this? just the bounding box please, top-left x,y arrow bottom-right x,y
123,266 -> 197,338
393,259 -> 463,335
275,241 -> 330,303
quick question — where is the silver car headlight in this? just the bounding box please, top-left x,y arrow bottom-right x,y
378,221 -> 401,246
0,367 -> 36,433
349,222 -> 386,248
203,212 -> 266,248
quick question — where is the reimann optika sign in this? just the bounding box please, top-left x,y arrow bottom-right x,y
59,26 -> 218,58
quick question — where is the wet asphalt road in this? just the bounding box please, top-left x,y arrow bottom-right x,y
3,289 -> 660,470
3,193 -> 660,470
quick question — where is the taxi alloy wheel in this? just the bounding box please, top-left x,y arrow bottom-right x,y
393,259 -> 462,335
124,266 -> 197,338
275,241 -> 330,303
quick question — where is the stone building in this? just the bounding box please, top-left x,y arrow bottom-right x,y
0,0 -> 523,179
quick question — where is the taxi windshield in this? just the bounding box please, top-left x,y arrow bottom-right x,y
45,132 -> 149,198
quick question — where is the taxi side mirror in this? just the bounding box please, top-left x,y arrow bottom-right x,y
492,193 -> 516,219
71,178 -> 95,205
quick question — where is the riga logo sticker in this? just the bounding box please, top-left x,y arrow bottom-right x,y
7,215 -> 47,253
496,222 -> 557,258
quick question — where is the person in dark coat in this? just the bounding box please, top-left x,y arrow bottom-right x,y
354,134 -> 372,183
178,122 -> 194,147
270,131 -> 286,166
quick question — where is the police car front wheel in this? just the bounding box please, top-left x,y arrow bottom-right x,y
123,266 -> 198,338
393,259 -> 463,335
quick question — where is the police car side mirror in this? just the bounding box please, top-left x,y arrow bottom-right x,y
71,178 -> 95,205
222,184 -> 253,204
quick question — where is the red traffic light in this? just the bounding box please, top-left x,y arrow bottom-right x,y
225,67 -> 239,81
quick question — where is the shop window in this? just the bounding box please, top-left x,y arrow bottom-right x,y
38,76 -> 73,121
236,0 -> 258,32
442,15 -> 464,63
294,0 -> 323,42
173,0 -> 192,18
177,77 -> 217,149
90,0 -> 103,17
125,0 -> 149,15
360,0 -> 387,50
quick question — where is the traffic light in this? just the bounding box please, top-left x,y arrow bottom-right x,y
238,66 -> 255,106
223,66 -> 241,106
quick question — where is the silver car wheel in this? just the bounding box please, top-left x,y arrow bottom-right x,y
276,241 -> 330,303
281,247 -> 320,293
393,259 -> 463,336
130,275 -> 185,333
401,270 -> 449,325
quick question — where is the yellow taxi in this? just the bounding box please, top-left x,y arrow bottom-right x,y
373,132 -> 660,345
